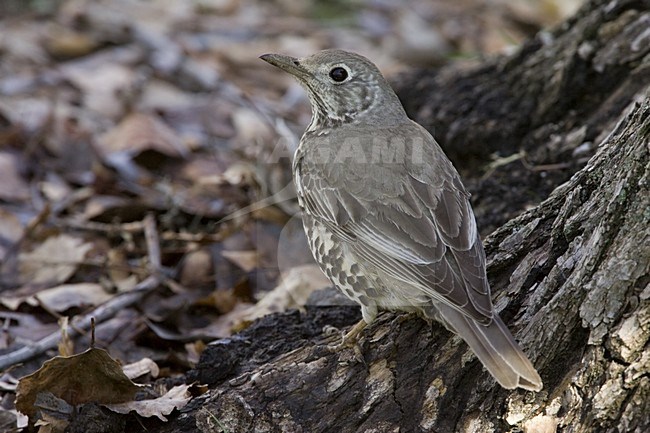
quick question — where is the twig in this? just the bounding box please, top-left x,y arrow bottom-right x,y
0,276 -> 159,371
520,159 -> 573,172
481,151 -> 525,180
0,214 -> 165,371
53,218 -> 146,235
90,318 -> 95,349
144,213 -> 162,273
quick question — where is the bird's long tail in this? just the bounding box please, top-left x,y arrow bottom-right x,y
436,304 -> 543,391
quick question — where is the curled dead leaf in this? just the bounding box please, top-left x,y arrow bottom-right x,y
18,234 -> 93,286
121,358 -> 160,380
104,384 -> 191,421
97,113 -> 189,159
235,264 -> 331,328
22,283 -> 111,313
16,348 -> 141,419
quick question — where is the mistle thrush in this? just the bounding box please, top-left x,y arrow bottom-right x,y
260,49 -> 543,391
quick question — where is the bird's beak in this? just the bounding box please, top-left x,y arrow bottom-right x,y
259,53 -> 311,79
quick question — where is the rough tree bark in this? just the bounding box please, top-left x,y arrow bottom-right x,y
144,1 -> 649,432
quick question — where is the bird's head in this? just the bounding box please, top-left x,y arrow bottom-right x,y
260,49 -> 406,131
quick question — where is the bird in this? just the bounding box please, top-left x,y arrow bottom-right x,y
260,49 -> 543,391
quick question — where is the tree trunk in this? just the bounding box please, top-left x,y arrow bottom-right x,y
152,1 -> 649,432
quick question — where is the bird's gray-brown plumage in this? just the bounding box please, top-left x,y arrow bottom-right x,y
260,49 -> 543,391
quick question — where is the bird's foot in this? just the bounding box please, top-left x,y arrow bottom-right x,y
326,320 -> 367,354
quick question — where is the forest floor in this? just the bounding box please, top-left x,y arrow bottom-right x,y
0,0 -> 580,430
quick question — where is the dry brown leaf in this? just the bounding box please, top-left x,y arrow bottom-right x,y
18,234 -> 93,287
138,82 -> 237,142
34,397 -> 72,433
61,62 -> 136,119
0,20 -> 47,63
147,300 -> 254,340
138,80 -> 195,112
107,249 -> 139,292
0,152 -> 30,202
237,264 -> 331,326
104,384 -> 191,421
121,358 -> 160,380
0,373 -> 19,392
97,112 -> 189,159
0,410 -> 19,433
0,208 -> 24,262
0,97 -> 52,133
221,250 -> 258,272
57,317 -> 74,357
16,411 -> 28,429
16,348 -> 141,419
179,248 -> 213,287
39,174 -> 73,203
218,162 -> 258,187
43,26 -> 98,59
80,195 -> 131,221
13,283 -> 112,313
0,311 -> 60,344
201,287 -> 239,314
184,340 -> 207,365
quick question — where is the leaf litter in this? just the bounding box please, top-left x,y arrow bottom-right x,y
0,0 -> 580,429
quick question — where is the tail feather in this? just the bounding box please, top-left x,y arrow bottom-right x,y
436,304 -> 543,391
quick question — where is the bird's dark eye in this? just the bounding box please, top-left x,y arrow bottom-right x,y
329,67 -> 348,82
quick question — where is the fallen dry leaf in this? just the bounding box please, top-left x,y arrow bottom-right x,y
0,152 -> 30,202
0,410 -> 18,433
221,250 -> 258,272
61,61 -> 137,119
0,311 -> 60,345
104,384 -> 191,421
16,347 -> 141,419
236,264 -> 331,327
33,391 -> 73,433
121,357 -> 160,380
179,248 -> 214,287
43,25 -> 99,60
0,97 -> 52,134
18,234 -> 93,286
106,249 -> 139,292
0,207 -> 24,262
79,195 -> 133,221
0,372 -> 19,392
146,299 -> 254,340
184,340 -> 207,365
26,283 -> 112,312
97,112 -> 189,159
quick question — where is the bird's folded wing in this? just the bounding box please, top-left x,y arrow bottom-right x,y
297,127 -> 493,323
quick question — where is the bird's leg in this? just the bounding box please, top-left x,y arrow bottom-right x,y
327,319 -> 367,352
342,319 -> 367,345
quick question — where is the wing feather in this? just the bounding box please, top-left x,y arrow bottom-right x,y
295,122 -> 492,323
